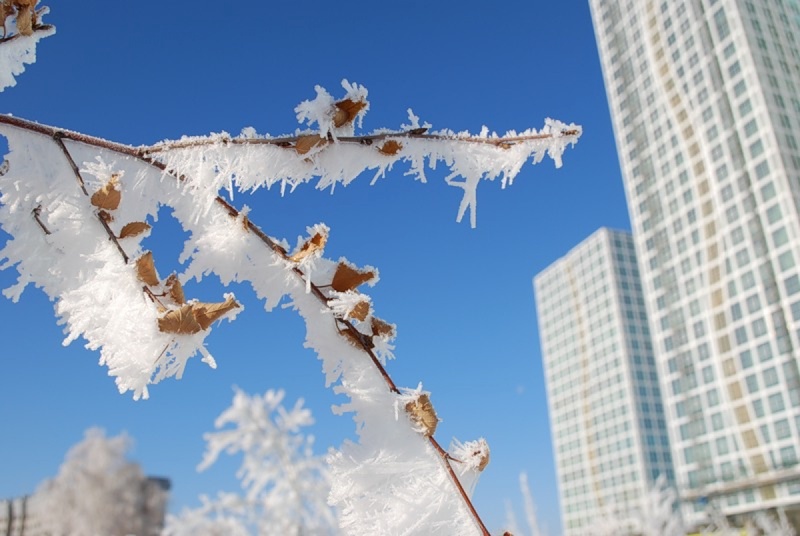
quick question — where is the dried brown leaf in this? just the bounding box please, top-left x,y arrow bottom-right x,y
371,317 -> 395,339
331,262 -> 375,292
476,448 -> 490,472
289,230 -> 328,262
347,300 -> 370,321
157,304 -> 202,335
118,221 -> 150,239
405,394 -> 438,437
378,140 -> 403,156
295,135 -> 328,155
192,295 -> 240,330
90,175 -> 121,211
135,252 -> 159,287
333,98 -> 367,128
165,273 -> 185,305
14,5 -> 32,36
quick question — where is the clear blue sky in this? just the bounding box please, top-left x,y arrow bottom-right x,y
0,2 -> 631,534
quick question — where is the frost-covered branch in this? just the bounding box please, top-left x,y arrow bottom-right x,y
0,82 -> 581,535
0,1 -> 54,91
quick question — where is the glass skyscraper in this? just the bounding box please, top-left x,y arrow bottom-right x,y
588,0 -> 800,528
535,228 -> 675,535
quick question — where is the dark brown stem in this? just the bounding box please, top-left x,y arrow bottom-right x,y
31,205 -> 51,235
0,114 -> 494,535
0,24 -> 54,44
140,127 -> 579,155
51,133 -> 129,263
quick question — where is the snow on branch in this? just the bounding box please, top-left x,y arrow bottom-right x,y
0,1 -> 54,91
0,82 -> 580,534
142,80 -> 581,227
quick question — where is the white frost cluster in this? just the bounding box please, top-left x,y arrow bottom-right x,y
0,129 -> 240,399
0,9 -> 55,91
154,80 -> 581,228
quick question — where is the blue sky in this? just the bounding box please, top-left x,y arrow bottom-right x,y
0,2 -> 631,534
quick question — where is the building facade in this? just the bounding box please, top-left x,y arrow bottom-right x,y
588,0 -> 800,528
535,228 -> 675,535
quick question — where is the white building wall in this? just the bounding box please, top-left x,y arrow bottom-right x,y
588,0 -> 800,528
535,228 -> 674,535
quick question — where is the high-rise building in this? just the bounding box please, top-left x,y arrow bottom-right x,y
534,228 -> 675,535
588,0 -> 800,528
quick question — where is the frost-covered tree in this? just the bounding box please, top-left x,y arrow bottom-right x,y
164,388 -> 338,536
0,8 -> 581,534
34,428 -> 166,536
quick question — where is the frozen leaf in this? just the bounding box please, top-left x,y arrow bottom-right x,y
135,252 -> 159,287
165,274 -> 185,305
158,304 -> 203,335
347,300 -> 370,321
378,140 -> 403,156
14,4 -> 32,36
118,221 -> 150,239
289,229 -> 327,262
192,295 -> 240,330
405,393 -> 438,437
331,262 -> 375,292
90,175 -> 121,211
452,438 -> 490,473
294,135 -> 328,155
371,317 -> 395,339
333,98 -> 367,128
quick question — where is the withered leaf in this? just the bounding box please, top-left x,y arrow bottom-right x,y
192,295 -> 240,330
371,317 -> 395,338
331,262 -> 375,292
90,175 -> 121,211
165,273 -> 185,305
135,252 -> 159,287
333,98 -> 367,128
158,304 -> 203,335
14,5 -> 32,36
405,394 -> 438,437
476,447 -> 490,472
378,140 -> 403,156
289,230 -> 328,262
294,135 -> 328,155
118,221 -> 151,239
348,300 -> 370,322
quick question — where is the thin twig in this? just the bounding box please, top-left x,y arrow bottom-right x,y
51,133 -> 129,263
31,205 -> 51,235
0,23 -> 54,44
140,127 -> 580,155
